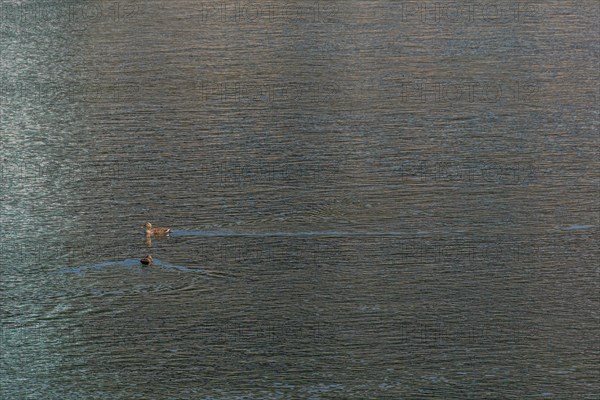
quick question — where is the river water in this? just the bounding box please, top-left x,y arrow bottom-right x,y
1,1 -> 598,398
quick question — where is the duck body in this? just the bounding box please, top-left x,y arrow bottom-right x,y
140,255 -> 153,265
144,222 -> 172,236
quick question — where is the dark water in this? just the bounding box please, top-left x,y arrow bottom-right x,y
1,1 -> 598,398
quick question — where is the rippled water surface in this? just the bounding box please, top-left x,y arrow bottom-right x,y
1,1 -> 598,398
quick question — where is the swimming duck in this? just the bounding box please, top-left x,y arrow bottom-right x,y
140,255 -> 153,265
144,222 -> 172,236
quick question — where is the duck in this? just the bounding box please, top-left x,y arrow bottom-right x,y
140,255 -> 153,265
144,222 -> 172,236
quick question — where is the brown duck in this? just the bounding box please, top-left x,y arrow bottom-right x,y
144,222 -> 172,236
140,255 -> 153,265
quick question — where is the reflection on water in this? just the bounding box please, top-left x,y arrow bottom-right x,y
60,258 -> 204,274
1,0 -> 598,398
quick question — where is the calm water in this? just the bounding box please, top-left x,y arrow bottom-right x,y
1,1 -> 598,398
